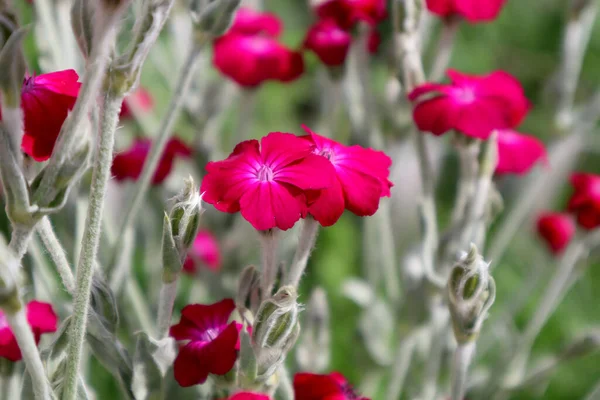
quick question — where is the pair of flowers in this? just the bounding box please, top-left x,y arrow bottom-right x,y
171,299 -> 366,400
201,126 -> 393,231
538,173 -> 600,254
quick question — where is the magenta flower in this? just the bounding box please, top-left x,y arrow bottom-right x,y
536,212 -> 575,255
294,372 -> 369,400
120,88 -> 154,120
7,70 -> 81,161
568,173 -> 600,230
495,129 -> 547,175
426,0 -> 508,23
408,69 -> 529,140
201,132 -> 335,231
301,126 -> 393,226
183,230 -> 222,274
170,299 -> 241,387
111,138 -> 192,185
304,19 -> 352,67
0,301 -> 58,362
228,7 -> 282,37
229,393 -> 270,400
316,0 -> 387,29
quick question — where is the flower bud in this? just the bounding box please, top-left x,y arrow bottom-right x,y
447,244 -> 496,344
236,265 -> 260,312
252,286 -> 300,380
0,27 -> 26,109
71,0 -> 95,58
192,0 -> 241,40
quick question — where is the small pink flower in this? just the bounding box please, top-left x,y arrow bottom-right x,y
294,372 -> 369,400
228,393 -> 270,400
304,20 -> 352,67
183,230 -> 222,274
170,299 -> 241,387
408,69 -> 529,139
426,0 -> 508,23
536,212 -> 575,255
111,138 -> 192,185
201,132 -> 335,231
120,88 -> 154,120
11,70 -> 81,161
495,129 -> 547,175
567,173 -> 600,230
316,0 -> 387,29
0,301 -> 58,362
301,126 -> 393,226
228,8 -> 282,37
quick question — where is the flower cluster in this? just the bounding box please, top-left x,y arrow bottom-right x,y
0,70 -> 81,161
201,127 -> 392,230
537,173 -> 600,254
0,301 -> 58,362
409,69 -> 546,176
213,8 -> 304,88
111,137 -> 192,185
426,0 -> 508,23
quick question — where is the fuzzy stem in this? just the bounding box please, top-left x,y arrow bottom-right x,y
8,227 -> 33,262
108,43 -> 204,276
584,379 -> 600,400
385,329 -> 421,400
259,230 -> 279,300
287,217 -> 320,288
156,281 -> 178,338
63,93 -> 124,400
126,280 -> 155,334
451,140 -> 480,224
451,341 -> 476,400
237,89 -> 257,141
429,17 -> 460,82
420,305 -> 450,400
0,361 -> 18,400
37,217 -> 75,294
276,365 -> 294,400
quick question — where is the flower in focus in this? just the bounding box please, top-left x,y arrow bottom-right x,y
13,70 -> 81,161
201,132 -> 335,231
111,138 -> 192,185
170,299 -> 241,387
495,129 -> 547,175
536,212 -> 575,255
213,9 -> 304,88
294,372 -> 368,400
183,230 -> 222,274
119,88 -> 154,120
228,393 -> 270,400
408,69 -> 529,139
0,301 -> 58,362
304,19 -> 352,67
301,125 -> 392,226
567,173 -> 600,230
426,0 -> 508,23
316,0 -> 387,29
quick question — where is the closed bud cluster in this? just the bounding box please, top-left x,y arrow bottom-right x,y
447,244 -> 496,344
252,286 -> 301,381
191,0 -> 242,41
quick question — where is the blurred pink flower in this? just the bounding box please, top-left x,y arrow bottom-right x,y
228,393 -> 270,400
0,301 -> 58,362
120,88 -> 154,120
568,173 -> 600,230
304,19 -> 352,67
316,0 -> 387,29
294,372 -> 369,400
201,132 -> 334,231
170,299 -> 241,387
367,28 -> 381,54
426,0 -> 508,23
111,137 -> 192,185
228,7 -> 282,37
408,69 -> 529,139
536,212 -> 575,255
183,230 -> 222,274
301,125 -> 393,226
495,129 -> 547,175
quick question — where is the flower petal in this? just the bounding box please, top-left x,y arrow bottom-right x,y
173,341 -> 212,387
308,177 -> 346,227
239,182 -> 305,231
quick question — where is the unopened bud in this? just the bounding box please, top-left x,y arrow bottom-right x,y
192,0 -> 241,40
236,265 -> 259,312
71,0 -> 95,58
0,27 -> 27,108
296,287 -> 330,372
447,244 -> 496,344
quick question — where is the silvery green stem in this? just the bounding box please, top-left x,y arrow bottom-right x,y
451,140 -> 480,224
385,328 -> 422,400
9,227 -> 33,261
259,229 -> 279,300
237,89 -> 257,141
451,341 -> 476,400
37,217 -> 75,294
584,379 -> 600,400
126,280 -> 155,334
420,304 -> 450,400
108,43 -> 204,275
429,17 -> 459,82
156,281 -> 178,338
276,366 -> 294,400
0,362 -> 18,400
287,216 -> 319,288
63,93 -> 125,400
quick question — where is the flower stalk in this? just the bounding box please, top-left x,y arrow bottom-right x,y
429,16 -> 460,82
450,341 -> 476,400
36,217 -> 75,294
259,229 -> 280,300
287,216 -> 319,288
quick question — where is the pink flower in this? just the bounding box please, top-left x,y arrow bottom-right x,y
567,173 -> 600,230
304,20 -> 352,67
201,132 -> 335,231
316,0 -> 387,29
170,299 -> 241,387
300,126 -> 392,226
111,138 -> 192,185
536,212 -> 575,255
0,301 -> 58,362
408,69 -> 529,140
120,88 -> 154,120
228,8 -> 282,37
495,129 -> 547,175
183,230 -> 222,274
12,70 -> 81,161
294,372 -> 369,400
426,0 -> 508,23
228,393 -> 270,400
